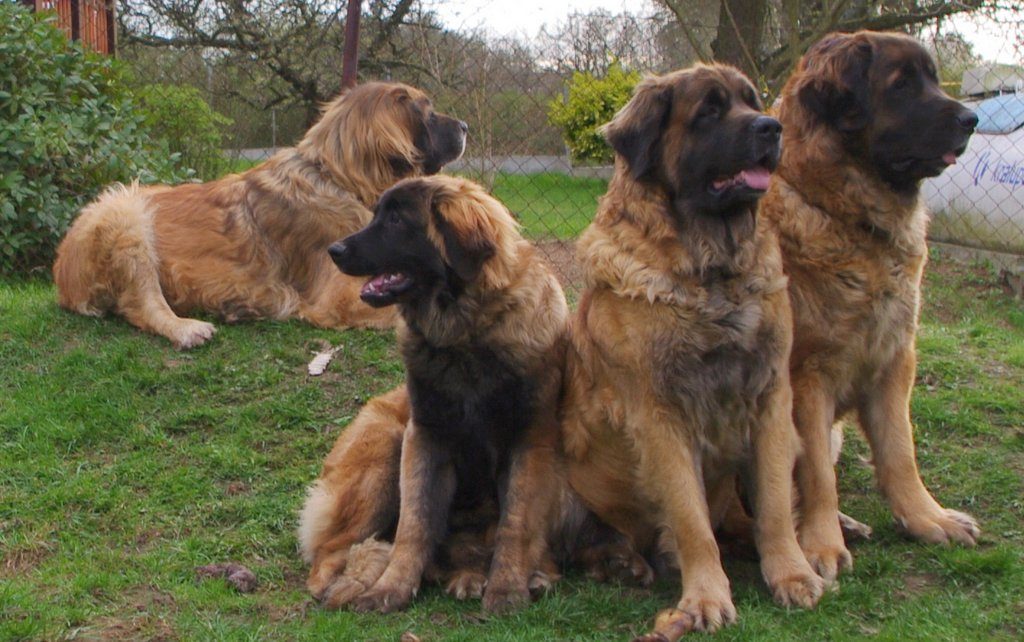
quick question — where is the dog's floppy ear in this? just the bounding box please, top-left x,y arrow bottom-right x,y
430,192 -> 496,284
602,76 -> 673,180
795,33 -> 873,133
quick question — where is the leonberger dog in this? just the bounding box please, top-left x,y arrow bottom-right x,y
298,175 -> 571,613
52,82 -> 467,348
759,31 -> 980,582
560,64 -> 824,638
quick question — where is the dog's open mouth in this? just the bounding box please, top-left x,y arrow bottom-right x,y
891,143 -> 969,175
360,272 -> 413,306
710,166 -> 773,194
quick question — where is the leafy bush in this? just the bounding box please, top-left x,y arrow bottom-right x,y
0,4 -> 190,275
548,63 -> 640,164
135,84 -> 233,180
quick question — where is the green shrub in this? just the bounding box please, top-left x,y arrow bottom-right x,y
548,63 -> 640,164
0,4 -> 190,275
135,84 -> 232,180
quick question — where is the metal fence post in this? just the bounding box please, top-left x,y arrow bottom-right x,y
341,0 -> 362,90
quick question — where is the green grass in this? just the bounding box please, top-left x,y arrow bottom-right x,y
1,251 -> 1022,641
491,172 -> 607,240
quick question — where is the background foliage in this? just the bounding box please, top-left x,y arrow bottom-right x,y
0,4 -> 189,275
548,63 -> 640,164
135,84 -> 233,181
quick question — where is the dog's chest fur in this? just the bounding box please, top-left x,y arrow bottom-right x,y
579,213 -> 787,463
649,274 -> 780,459
765,178 -> 926,410
403,335 -> 537,506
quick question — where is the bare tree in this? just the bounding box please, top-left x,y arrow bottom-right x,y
117,0 -> 430,124
534,9 -> 679,76
655,0 -> 1024,93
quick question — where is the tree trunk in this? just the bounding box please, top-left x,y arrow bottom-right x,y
711,0 -> 767,82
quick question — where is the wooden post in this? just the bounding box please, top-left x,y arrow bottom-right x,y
341,0 -> 362,90
70,0 -> 81,42
106,0 -> 116,56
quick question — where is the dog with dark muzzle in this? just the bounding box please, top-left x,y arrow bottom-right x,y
299,175 -> 570,613
560,64 -> 824,640
759,30 -> 980,585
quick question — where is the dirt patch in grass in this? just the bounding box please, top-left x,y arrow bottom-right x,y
133,529 -> 164,553
1,544 -> 52,577
83,587 -> 177,641
536,239 -> 582,291
924,257 -> 1015,326
896,572 -> 941,599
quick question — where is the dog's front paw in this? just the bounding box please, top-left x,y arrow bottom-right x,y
584,543 -> 655,587
352,580 -> 416,614
764,564 -> 825,609
762,548 -> 826,609
527,570 -> 558,599
799,522 -> 853,584
446,570 -> 487,600
898,508 -> 980,546
631,608 -> 694,642
675,589 -> 737,634
482,579 -> 530,614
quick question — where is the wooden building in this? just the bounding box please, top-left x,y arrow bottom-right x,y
20,0 -> 116,55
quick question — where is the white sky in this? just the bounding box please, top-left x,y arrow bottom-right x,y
426,0 -> 1020,65
427,0 -> 635,39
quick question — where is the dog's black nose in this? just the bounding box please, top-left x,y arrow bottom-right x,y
327,241 -> 347,263
458,120 -> 469,134
751,116 -> 782,140
957,110 -> 979,132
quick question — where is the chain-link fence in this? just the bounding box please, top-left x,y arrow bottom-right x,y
118,4 -> 1024,291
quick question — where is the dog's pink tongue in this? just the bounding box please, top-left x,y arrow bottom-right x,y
942,152 -> 958,165
361,274 -> 387,296
740,167 -> 771,190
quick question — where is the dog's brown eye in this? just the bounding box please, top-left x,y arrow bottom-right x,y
743,88 -> 760,109
696,99 -> 723,123
892,76 -> 908,90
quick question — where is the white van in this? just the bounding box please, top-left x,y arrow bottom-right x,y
923,93 -> 1024,254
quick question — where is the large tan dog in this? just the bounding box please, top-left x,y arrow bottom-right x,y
52,82 -> 467,348
299,175 -> 570,613
561,64 -> 824,639
760,31 -> 980,582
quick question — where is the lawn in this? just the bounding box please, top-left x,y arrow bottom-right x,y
1,251 -> 1022,641
489,172 -> 607,240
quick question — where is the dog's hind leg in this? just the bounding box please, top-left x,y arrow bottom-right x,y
351,421 -> 457,613
111,248 -> 216,349
53,183 -> 215,349
299,386 -> 407,603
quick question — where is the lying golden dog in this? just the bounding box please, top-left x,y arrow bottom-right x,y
299,175 -> 570,613
760,31 -> 980,582
561,64 -> 823,639
53,82 -> 466,348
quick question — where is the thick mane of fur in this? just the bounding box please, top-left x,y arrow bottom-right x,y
297,82 -> 425,207
578,165 -> 767,307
